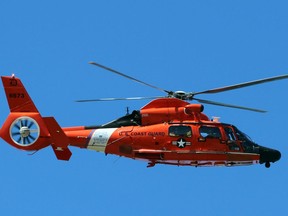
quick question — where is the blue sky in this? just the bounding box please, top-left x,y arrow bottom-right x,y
0,1 -> 288,215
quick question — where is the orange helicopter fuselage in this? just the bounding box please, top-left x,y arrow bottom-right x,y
0,76 -> 281,168
64,98 -> 260,167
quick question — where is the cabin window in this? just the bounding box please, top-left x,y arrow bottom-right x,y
199,125 -> 221,139
224,127 -> 240,150
169,126 -> 192,137
224,127 -> 236,141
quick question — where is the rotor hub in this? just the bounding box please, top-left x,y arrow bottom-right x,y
19,126 -> 31,138
173,91 -> 193,100
173,91 -> 186,99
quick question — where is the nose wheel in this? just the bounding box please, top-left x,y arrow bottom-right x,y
265,162 -> 271,168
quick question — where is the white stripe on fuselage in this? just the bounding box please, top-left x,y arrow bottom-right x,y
87,128 -> 117,152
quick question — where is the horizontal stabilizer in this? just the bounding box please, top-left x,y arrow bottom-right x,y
43,117 -> 72,161
52,145 -> 72,161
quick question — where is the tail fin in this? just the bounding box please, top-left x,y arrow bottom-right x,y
0,75 -> 71,160
1,75 -> 38,112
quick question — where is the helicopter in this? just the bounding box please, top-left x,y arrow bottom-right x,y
0,63 -> 287,168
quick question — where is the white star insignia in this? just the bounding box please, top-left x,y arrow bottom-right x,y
177,139 -> 186,148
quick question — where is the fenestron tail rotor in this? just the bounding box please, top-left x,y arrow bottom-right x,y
10,117 -> 40,146
79,61 -> 288,112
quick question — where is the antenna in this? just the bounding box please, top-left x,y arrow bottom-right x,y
126,107 -> 130,115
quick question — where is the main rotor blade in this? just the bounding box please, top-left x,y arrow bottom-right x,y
194,74 -> 288,95
89,61 -> 171,94
194,97 -> 267,113
76,96 -> 163,102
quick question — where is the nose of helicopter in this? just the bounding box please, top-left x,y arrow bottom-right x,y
259,146 -> 281,168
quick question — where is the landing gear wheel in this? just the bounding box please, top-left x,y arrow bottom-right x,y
265,162 -> 271,168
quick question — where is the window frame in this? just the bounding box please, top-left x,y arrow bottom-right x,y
198,125 -> 222,142
168,125 -> 192,138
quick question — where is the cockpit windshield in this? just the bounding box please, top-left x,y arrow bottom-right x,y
233,126 -> 253,142
232,126 -> 259,153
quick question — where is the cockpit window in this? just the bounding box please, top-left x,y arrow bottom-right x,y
232,126 -> 258,152
233,127 -> 253,142
169,126 -> 192,137
199,126 -> 221,139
